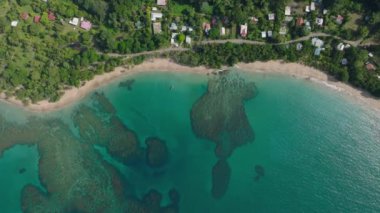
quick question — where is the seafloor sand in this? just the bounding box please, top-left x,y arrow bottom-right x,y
1,59 -> 379,112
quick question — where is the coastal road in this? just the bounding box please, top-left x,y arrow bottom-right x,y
107,32 -> 375,59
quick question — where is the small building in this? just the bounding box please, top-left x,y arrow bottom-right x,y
312,38 -> 324,47
296,43 -> 303,51
366,62 -> 376,71
267,31 -> 273,37
341,58 -> 348,65
69,17 -> 79,26
250,17 -> 258,24
305,6 -> 310,13
188,27 -> 194,32
345,44 -> 351,49
305,21 -> 311,30
310,2 -> 316,11
261,31 -> 267,38
181,26 -> 187,32
285,6 -> 291,16
80,21 -> 92,30
369,53 -> 374,58
185,36 -> 192,44
220,27 -> 226,36
337,43 -> 345,51
152,22 -> 162,34
323,9 -> 328,15
203,23 -> 211,33
151,11 -> 163,21
316,18 -> 324,26
20,12 -> 29,20
157,0 -> 166,6
279,26 -> 287,35
240,23 -> 248,37
34,16 -> 41,23
336,15 -> 344,25
314,47 -> 322,56
48,11 -> 56,21
268,13 -> 275,21
171,33 -> 178,47
11,21 -> 18,27
296,17 -> 304,26
169,23 -> 178,31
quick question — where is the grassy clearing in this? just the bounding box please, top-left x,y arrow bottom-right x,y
343,13 -> 361,31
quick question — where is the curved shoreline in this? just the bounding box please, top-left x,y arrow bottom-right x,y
1,58 -> 379,113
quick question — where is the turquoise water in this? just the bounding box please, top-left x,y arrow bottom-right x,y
0,71 -> 379,212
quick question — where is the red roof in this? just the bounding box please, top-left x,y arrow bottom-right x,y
20,12 -> 29,20
48,11 -> 56,21
296,17 -> 304,26
366,63 -> 376,71
34,16 -> 41,23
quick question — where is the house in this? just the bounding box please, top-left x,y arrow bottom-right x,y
152,22 -> 162,34
305,6 -> 310,13
296,43 -> 303,51
240,23 -> 248,37
34,16 -> 41,23
337,43 -> 345,51
316,18 -> 324,26
305,21 -> 311,30
11,21 -> 18,27
323,9 -> 328,15
69,17 -> 79,26
185,36 -> 192,44
171,33 -> 178,47
221,27 -> 226,36
48,11 -> 56,21
169,23 -> 178,31
341,58 -> 348,65
279,26 -> 287,35
188,27 -> 193,32
20,12 -> 29,20
312,38 -> 324,47
296,17 -> 304,26
336,15 -> 344,25
267,31 -> 273,37
310,2 -> 316,11
369,53 -> 374,57
261,31 -> 267,38
314,47 -> 322,56
366,62 -> 376,71
181,26 -> 187,32
157,0 -> 166,6
345,44 -> 351,49
80,21 -> 92,30
203,23 -> 211,33
268,13 -> 275,21
285,6 -> 291,16
151,11 -> 163,21
250,17 -> 258,24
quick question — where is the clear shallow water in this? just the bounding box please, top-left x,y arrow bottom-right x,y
0,71 -> 379,212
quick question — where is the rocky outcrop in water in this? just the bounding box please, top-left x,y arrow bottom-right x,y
211,159 -> 231,199
145,137 -> 169,168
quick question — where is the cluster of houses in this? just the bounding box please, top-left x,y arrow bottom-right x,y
151,0 -> 193,46
10,10 -> 92,31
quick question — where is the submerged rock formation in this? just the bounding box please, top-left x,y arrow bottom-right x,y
211,159 -> 231,199
145,137 -> 169,168
191,72 -> 256,159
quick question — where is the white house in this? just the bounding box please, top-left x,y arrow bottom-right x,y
285,6 -> 291,16
11,20 -> 18,27
157,0 -> 166,6
337,43 -> 345,51
185,36 -> 192,44
181,26 -> 187,32
261,31 -> 267,38
267,31 -> 273,37
151,11 -> 163,21
316,18 -> 324,26
312,38 -> 324,47
268,13 -> 275,21
221,27 -> 226,36
305,6 -> 310,13
69,17 -> 79,26
279,26 -> 287,35
310,2 -> 316,11
170,23 -> 178,31
296,43 -> 303,51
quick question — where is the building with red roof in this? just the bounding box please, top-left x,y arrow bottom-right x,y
48,11 -> 56,21
34,16 -> 41,23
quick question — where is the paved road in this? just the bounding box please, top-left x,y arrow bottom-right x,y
107,33 -> 374,59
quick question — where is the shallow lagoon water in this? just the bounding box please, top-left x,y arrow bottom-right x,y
0,71 -> 379,212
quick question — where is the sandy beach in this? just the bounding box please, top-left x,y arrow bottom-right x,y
1,58 -> 379,112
